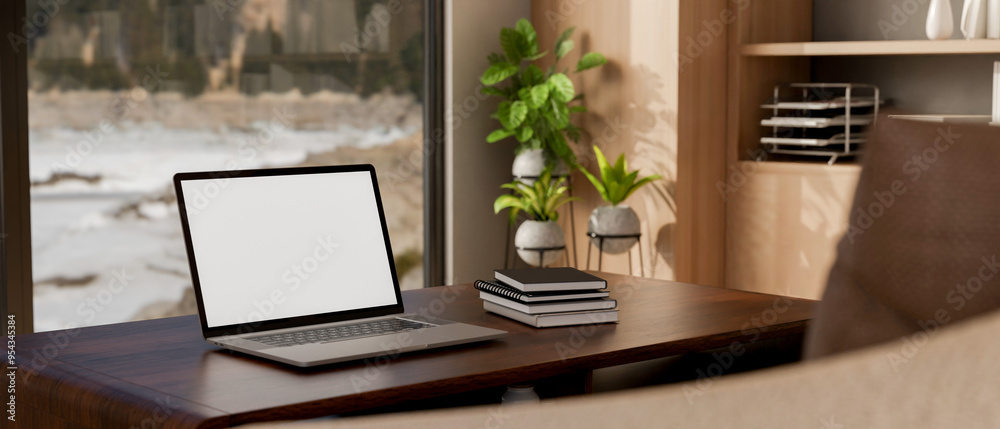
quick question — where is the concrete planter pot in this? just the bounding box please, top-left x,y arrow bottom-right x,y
512,149 -> 570,185
514,220 -> 565,267
587,205 -> 640,254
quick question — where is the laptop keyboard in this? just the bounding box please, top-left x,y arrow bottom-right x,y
251,318 -> 435,348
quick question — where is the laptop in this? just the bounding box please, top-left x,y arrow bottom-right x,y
173,164 -> 506,367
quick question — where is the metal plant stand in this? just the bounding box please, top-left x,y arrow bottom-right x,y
511,245 -> 567,268
585,232 -> 644,277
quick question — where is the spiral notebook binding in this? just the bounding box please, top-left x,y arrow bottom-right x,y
474,280 -> 524,301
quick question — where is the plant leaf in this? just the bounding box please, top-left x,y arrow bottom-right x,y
613,153 -> 627,182
494,194 -> 524,214
498,100 -> 528,130
518,87 -> 534,107
543,99 -> 570,130
500,183 -> 523,191
580,167 -> 606,202
564,123 -> 581,142
554,27 -> 576,60
603,181 -> 619,205
487,53 -> 509,65
553,101 -> 570,129
623,170 -> 640,189
526,51 -> 548,61
487,129 -> 515,143
481,63 -> 519,86
576,52 -> 607,72
516,125 -> 534,143
496,101 -> 513,129
510,101 -> 528,128
568,105 -> 587,113
622,175 -> 661,202
508,206 -> 521,225
522,65 -> 544,86
515,18 -> 538,56
555,39 -> 574,60
547,73 -> 575,103
548,132 -> 577,168
594,146 -> 612,186
519,86 -> 543,110
529,84 -> 550,109
481,86 -> 507,97
500,28 -> 525,63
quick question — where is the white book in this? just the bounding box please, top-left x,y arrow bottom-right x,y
484,301 -> 619,328
479,293 -> 617,314
994,62 -> 1000,122
989,0 -> 1000,38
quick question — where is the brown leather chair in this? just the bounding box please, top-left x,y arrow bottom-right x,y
804,116 -> 1000,359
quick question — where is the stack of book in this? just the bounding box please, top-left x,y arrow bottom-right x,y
476,267 -> 619,328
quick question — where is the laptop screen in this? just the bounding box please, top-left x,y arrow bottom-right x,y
176,166 -> 401,330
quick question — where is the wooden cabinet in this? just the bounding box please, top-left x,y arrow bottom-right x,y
725,0 -> 1000,298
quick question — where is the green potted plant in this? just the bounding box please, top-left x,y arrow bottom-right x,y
494,167 -> 579,266
580,146 -> 661,254
479,18 -> 607,181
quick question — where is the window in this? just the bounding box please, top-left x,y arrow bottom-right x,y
4,0 -> 441,332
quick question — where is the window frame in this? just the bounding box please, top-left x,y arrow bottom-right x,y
1,0 -> 33,335
0,0 -> 445,334
424,0 -> 446,288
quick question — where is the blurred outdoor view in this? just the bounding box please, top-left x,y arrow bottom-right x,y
27,0 -> 426,332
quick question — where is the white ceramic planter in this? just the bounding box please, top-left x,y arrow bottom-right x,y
587,205 -> 640,255
514,220 -> 566,267
512,149 -> 570,185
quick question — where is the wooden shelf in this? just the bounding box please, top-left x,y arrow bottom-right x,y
739,160 -> 861,175
741,39 -> 1000,57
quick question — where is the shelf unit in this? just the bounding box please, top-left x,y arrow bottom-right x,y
742,39 -> 1000,56
724,0 -> 1000,299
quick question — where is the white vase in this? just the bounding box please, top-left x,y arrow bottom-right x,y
514,220 -> 565,267
587,205 -> 640,255
511,149 -> 569,185
927,0 -> 955,40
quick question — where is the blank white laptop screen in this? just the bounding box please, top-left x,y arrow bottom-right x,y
180,171 -> 398,328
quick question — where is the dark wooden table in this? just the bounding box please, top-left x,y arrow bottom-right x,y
11,273 -> 816,428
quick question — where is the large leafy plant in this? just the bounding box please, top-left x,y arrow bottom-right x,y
494,167 -> 579,225
480,19 -> 607,168
580,146 -> 661,206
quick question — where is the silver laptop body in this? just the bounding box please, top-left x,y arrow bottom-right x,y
174,164 -> 506,367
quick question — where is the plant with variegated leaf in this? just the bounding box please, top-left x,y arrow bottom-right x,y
479,18 -> 607,168
494,167 -> 579,225
580,146 -> 661,206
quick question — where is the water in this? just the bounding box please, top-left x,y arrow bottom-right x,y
30,124 -> 417,332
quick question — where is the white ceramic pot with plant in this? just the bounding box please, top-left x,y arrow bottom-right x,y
512,149 -> 570,185
495,167 -> 578,266
479,19 -> 606,182
581,146 -> 661,255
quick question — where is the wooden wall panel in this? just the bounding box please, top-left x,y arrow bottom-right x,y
446,0 -> 530,285
531,0 -> 728,285
675,0 -> 729,287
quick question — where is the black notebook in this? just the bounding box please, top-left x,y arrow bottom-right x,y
474,280 -> 610,303
494,267 -> 607,292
